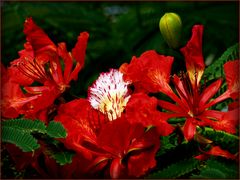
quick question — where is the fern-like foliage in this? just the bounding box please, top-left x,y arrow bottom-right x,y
2,119 -> 66,152
191,158 -> 238,179
2,126 -> 40,152
2,119 -> 46,133
147,158 -> 200,179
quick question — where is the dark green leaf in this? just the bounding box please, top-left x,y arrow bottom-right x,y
200,127 -> 239,153
191,158 -> 238,179
147,158 -> 199,178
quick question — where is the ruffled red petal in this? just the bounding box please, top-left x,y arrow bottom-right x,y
120,50 -> 174,93
24,17 -> 56,53
71,32 -> 89,81
126,93 -> 174,136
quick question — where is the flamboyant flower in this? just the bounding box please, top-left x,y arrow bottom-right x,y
1,17 -> 89,120
157,25 -> 239,140
88,69 -> 174,135
54,69 -> 163,178
88,69 -> 131,121
55,98 -> 160,178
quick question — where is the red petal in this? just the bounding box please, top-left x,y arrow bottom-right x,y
24,86 -> 50,94
199,79 -> 222,108
155,120 -> 175,136
125,93 -> 174,135
24,17 -> 56,53
201,110 -> 224,120
183,118 -> 196,141
110,158 -> 122,179
224,60 -> 240,100
87,156 -> 110,173
206,146 -> 236,160
57,42 -> 73,83
203,90 -> 230,110
72,32 -> 89,69
158,100 -> 184,113
194,154 -> 210,161
180,25 -> 205,86
54,99 -> 103,158
211,108 -> 239,134
127,126 -> 159,177
70,32 -> 89,81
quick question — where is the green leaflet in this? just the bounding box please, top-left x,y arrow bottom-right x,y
52,151 -> 75,166
146,158 -> 200,179
46,121 -> 67,138
44,139 -> 76,166
2,126 -> 40,152
191,158 -> 238,179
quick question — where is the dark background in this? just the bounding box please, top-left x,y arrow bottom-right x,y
1,1 -> 239,97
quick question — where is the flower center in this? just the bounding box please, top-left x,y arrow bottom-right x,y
88,69 -> 130,121
177,72 -> 200,116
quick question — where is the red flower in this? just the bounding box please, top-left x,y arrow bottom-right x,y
55,98 -> 160,178
2,17 -> 89,120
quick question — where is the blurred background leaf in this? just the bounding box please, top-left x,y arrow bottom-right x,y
2,2 -> 238,97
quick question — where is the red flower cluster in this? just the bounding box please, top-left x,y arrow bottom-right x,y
1,18 -> 239,178
1,17 -> 89,122
120,25 -> 239,141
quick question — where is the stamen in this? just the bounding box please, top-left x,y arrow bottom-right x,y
15,57 -> 49,83
88,69 -> 130,121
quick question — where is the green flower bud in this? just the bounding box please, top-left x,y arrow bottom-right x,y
159,12 -> 182,49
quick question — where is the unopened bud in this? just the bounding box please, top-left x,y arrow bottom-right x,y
159,12 -> 182,49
